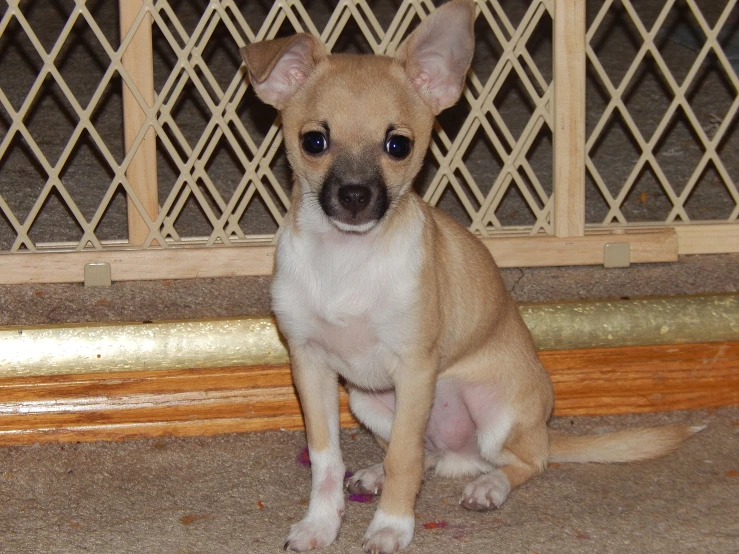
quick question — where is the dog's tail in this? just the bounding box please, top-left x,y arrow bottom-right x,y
547,425 -> 705,464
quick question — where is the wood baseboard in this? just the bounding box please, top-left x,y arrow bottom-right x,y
1,341 -> 737,446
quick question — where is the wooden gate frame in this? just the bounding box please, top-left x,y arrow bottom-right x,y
0,0 -> 736,284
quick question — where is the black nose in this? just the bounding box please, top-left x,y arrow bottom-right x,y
337,184 -> 372,217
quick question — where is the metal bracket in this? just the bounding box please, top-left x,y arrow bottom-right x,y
84,263 -> 112,287
604,242 -> 631,268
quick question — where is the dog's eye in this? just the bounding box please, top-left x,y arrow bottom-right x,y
385,135 -> 411,159
301,131 -> 328,155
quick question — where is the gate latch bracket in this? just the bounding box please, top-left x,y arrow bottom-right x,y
604,242 -> 631,268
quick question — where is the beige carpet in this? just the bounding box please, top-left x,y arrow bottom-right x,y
1,254 -> 737,326
1,407 -> 738,553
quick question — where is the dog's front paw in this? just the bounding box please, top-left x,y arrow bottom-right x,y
285,515 -> 342,551
361,510 -> 414,553
347,463 -> 385,495
460,469 -> 510,511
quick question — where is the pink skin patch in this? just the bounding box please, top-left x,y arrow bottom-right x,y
347,493 -> 375,503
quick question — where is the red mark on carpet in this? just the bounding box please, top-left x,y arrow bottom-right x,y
423,521 -> 448,530
297,447 -> 311,467
257,499 -> 264,510
180,513 -> 212,526
726,469 -> 739,477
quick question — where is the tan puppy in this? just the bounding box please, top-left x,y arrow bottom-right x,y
240,1 -> 701,552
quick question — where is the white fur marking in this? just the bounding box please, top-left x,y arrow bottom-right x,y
362,509 -> 415,553
348,390 -> 394,442
434,451 -> 494,479
285,448 -> 345,551
272,202 -> 425,392
477,410 -> 514,463
332,219 -> 379,233
460,470 -> 511,510
347,463 -> 385,495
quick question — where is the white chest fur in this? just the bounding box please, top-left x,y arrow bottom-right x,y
272,210 -> 425,391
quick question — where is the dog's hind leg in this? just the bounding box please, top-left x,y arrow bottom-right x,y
348,388 -> 395,443
461,423 -> 548,510
346,389 -> 394,495
347,388 -> 466,496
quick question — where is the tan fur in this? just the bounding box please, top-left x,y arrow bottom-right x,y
549,425 -> 705,464
240,1 -> 701,551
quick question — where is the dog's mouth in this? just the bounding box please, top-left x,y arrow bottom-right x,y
318,174 -> 390,233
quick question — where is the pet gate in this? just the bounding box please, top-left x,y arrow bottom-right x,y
0,0 -> 737,284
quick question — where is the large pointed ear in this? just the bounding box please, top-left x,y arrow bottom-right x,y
240,34 -> 327,109
396,0 -> 476,114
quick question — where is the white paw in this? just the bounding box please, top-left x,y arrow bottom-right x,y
347,463 -> 385,495
362,510 -> 414,553
285,514 -> 342,551
460,470 -> 511,511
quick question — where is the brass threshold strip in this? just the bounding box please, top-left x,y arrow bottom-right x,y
1,294 -> 737,379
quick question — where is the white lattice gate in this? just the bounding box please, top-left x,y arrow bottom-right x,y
0,0 -> 736,284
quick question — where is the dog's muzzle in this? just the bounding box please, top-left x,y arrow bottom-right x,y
319,169 -> 389,232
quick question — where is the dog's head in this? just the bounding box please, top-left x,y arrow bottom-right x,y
240,0 -> 475,233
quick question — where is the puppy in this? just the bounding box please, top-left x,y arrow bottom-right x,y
240,1 -> 701,552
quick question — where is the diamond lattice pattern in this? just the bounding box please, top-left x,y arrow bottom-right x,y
0,0 -> 557,251
586,0 -> 739,227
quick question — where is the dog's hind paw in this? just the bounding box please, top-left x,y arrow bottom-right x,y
361,510 -> 414,553
460,469 -> 510,511
347,463 -> 385,495
285,516 -> 341,551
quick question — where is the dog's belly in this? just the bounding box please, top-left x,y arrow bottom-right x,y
426,380 -> 480,453
357,379 -> 488,455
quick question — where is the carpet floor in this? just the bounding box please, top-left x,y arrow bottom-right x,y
1,408 -> 738,554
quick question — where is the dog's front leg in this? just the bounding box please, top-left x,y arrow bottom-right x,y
362,357 -> 437,553
285,344 -> 346,551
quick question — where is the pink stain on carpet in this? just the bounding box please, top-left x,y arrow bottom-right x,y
347,493 -> 375,503
296,447 -> 311,467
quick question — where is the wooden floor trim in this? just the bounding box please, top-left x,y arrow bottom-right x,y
1,341 -> 737,445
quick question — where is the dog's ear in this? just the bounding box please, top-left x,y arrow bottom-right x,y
396,0 -> 476,114
240,34 -> 327,109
